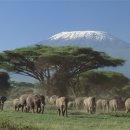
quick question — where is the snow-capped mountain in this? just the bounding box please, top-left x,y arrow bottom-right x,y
38,31 -> 130,78
49,31 -> 114,41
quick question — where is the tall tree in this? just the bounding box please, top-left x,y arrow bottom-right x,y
0,45 -> 125,95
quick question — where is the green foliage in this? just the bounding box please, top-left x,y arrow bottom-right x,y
9,82 -> 34,99
0,45 -> 125,95
0,119 -> 41,130
1,110 -> 130,130
78,70 -> 129,97
120,82 -> 130,97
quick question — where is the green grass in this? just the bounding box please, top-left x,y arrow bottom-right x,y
1,108 -> 130,130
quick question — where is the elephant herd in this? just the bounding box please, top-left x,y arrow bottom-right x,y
73,97 -> 130,114
12,94 -> 68,116
13,94 -> 45,114
1,94 -> 130,116
42,95 -> 130,114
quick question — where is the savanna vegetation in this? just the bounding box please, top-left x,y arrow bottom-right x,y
9,82 -> 34,99
1,107 -> 130,130
0,45 -> 127,97
0,45 -> 130,130
76,70 -> 129,97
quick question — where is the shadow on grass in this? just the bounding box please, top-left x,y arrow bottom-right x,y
69,112 -> 109,119
110,113 -> 130,118
69,111 -> 130,119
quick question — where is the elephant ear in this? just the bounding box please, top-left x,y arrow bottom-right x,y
1,96 -> 7,102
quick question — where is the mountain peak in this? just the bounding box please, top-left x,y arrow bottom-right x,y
49,31 -> 114,41
38,30 -> 130,78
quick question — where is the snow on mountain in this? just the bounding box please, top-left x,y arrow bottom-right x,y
49,31 -> 114,41
38,31 -> 130,78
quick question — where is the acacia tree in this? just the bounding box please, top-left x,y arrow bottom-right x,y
0,45 -> 125,95
78,70 -> 129,97
51,47 -> 125,96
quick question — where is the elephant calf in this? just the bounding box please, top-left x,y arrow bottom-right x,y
13,99 -> 22,111
19,94 -> 29,112
56,97 -> 68,116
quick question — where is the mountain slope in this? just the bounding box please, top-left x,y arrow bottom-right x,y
38,31 -> 130,78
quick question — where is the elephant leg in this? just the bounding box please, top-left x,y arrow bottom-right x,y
103,106 -> 105,113
89,107 -> 92,114
21,105 -> 24,112
28,106 -> 30,112
62,110 -> 65,116
114,107 -> 117,113
58,109 -> 61,116
86,105 -> 89,113
1,104 -> 4,111
15,106 -> 17,111
113,107 -> 115,112
107,106 -> 109,113
33,108 -> 35,113
32,107 -> 35,113
65,107 -> 68,117
36,106 -> 38,113
41,106 -> 44,114
25,106 -> 28,112
125,109 -> 128,113
38,107 -> 41,113
61,105 -> 64,116
32,105 -> 35,113
18,107 -> 20,111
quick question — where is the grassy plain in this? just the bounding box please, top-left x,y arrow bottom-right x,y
0,107 -> 130,130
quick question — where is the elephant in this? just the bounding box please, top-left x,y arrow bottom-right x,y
116,97 -> 125,110
68,101 -> 75,109
19,94 -> 29,112
56,97 -> 68,116
49,95 -> 58,105
96,99 -> 109,113
26,94 -> 45,114
75,97 -> 85,110
83,96 -> 96,114
45,95 -> 50,104
109,99 -> 118,112
13,98 -> 22,111
125,98 -> 130,113
0,96 -> 7,111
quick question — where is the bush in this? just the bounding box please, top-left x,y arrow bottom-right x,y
0,120 -> 41,130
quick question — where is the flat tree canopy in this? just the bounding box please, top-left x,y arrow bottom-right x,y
0,45 -> 125,94
78,70 -> 129,97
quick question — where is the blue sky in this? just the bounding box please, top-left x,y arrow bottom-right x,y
0,0 -> 130,52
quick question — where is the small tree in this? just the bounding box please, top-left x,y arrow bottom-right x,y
9,81 -> 34,99
0,71 -> 12,95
